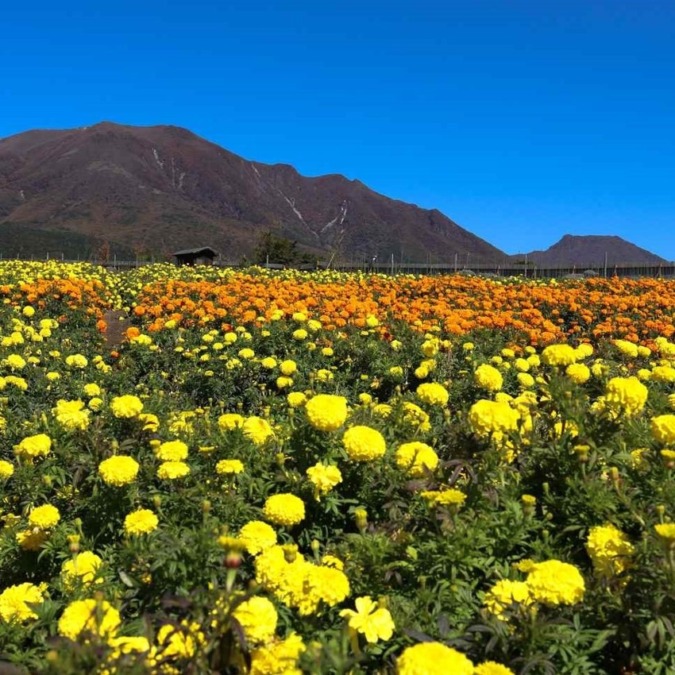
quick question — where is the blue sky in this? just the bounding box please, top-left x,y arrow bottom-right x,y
2,0 -> 674,259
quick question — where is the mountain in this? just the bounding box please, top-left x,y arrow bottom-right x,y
514,235 -> 669,267
0,122 -> 506,263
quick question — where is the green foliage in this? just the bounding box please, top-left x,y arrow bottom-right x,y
253,231 -> 316,266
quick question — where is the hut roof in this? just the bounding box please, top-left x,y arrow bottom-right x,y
173,247 -> 218,257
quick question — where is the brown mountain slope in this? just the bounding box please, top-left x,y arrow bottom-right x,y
514,235 -> 668,267
0,122 -> 505,262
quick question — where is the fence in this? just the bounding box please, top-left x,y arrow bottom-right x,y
1,255 -> 673,278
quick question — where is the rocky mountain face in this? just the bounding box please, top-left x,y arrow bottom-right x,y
0,122 -> 506,262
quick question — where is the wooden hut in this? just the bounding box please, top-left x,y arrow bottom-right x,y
173,247 -> 218,266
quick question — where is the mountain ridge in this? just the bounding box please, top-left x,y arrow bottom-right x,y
0,122 -> 668,265
0,121 -> 505,263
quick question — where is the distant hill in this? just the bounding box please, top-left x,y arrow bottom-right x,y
514,235 -> 669,267
0,122 -> 505,263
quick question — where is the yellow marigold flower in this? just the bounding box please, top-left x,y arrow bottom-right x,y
242,416 -> 274,445
576,343 -> 594,359
22,305 -> 35,318
124,509 -> 159,535
315,368 -> 334,382
401,402 -> 431,432
155,440 -> 189,462
218,413 -> 245,430
238,347 -> 255,359
287,391 -> 307,408
110,394 -> 144,418
596,377 -> 649,419
216,459 -> 244,475
280,359 -> 297,376
108,636 -> 150,658
421,488 -> 466,508
342,425 -> 386,462
483,579 -> 532,619
474,662 -> 516,675
586,524 -> 635,577
306,462 -> 343,496
651,414 -> 675,445
340,596 -> 395,643
233,596 -> 278,645
651,366 -> 675,383
263,494 -> 305,527
397,642 -> 474,675
5,354 -> 26,370
28,504 -> 60,529
527,354 -> 541,368
138,412 -> 159,431
65,354 -> 88,369
98,455 -> 140,486
306,394 -> 348,431
276,376 -> 294,389
157,461 -> 190,480
415,365 -> 429,379
58,598 -> 121,641
654,523 -> 675,542
88,397 -> 103,411
239,520 -> 278,555
151,621 -> 203,660
514,357 -> 530,372
566,363 -> 591,384
395,442 -> 439,477
83,383 -> 101,398
305,565 -> 350,612
5,375 -> 28,390
630,447 -> 649,469
474,364 -> 503,392
16,528 -> 48,551
0,583 -> 45,623
416,382 -> 450,405
53,399 -> 90,430
0,459 -> 14,479
517,372 -> 535,388
250,633 -> 305,675
261,356 -> 277,369
61,551 -> 103,587
553,420 -> 579,439
389,366 -> 404,377
541,344 -> 578,366
661,449 -> 675,467
468,399 -> 520,442
373,403 -> 392,418
614,339 -> 639,358
525,560 -> 585,606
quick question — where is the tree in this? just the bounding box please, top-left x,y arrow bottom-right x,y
253,231 -> 315,266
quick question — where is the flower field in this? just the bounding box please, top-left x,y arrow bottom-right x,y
1,261 -> 675,674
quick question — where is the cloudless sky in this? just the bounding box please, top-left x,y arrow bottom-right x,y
2,0 -> 674,259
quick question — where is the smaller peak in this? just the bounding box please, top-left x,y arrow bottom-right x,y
88,121 -> 124,129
